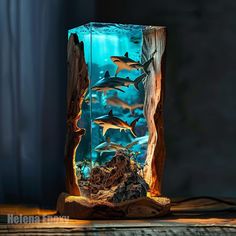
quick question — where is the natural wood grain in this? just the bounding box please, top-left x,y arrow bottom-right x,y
65,34 -> 89,196
56,192 -> 170,219
142,27 -> 167,196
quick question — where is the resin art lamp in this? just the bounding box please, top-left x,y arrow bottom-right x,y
57,22 -> 170,219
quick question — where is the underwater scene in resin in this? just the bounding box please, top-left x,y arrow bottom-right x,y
68,23 -> 158,199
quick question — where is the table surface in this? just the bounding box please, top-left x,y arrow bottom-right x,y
0,197 -> 236,235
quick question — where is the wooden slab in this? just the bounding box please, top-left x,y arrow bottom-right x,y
1,198 -> 236,235
56,192 -> 171,219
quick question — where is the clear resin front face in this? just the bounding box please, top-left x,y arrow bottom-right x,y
68,23 -> 165,202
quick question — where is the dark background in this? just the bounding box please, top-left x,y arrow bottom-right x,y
0,0 -> 235,207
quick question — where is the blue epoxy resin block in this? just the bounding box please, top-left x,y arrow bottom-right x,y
66,23 -> 167,202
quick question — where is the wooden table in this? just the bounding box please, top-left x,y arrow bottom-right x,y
0,197 -> 236,235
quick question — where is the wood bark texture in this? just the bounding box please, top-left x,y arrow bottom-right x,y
142,27 -> 166,196
64,34 -> 89,196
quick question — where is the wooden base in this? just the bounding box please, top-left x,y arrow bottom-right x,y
56,192 -> 170,219
2,198 -> 236,235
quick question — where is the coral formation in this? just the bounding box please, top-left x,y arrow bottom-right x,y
87,152 -> 149,203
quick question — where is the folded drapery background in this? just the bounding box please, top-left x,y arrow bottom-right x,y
0,0 -> 95,206
0,0 -> 235,205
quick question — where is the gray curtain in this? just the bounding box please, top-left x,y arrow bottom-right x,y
0,0 -> 96,205
0,0 -> 68,205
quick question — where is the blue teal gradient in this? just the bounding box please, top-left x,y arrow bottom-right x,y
68,23 -> 149,179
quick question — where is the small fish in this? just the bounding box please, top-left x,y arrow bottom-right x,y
92,71 -> 146,94
95,137 -> 138,155
107,94 -> 143,114
110,51 -> 156,76
132,135 -> 149,145
93,110 -> 139,137
84,93 -> 99,104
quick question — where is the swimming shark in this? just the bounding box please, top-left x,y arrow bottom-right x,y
95,137 -> 138,155
110,51 -> 156,76
131,135 -> 149,146
92,71 -> 146,94
107,94 -> 143,114
93,110 -> 139,137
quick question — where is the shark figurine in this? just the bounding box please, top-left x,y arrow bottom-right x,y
94,137 -> 138,156
110,51 -> 156,76
93,110 -> 139,137
107,93 -> 143,114
131,135 -> 149,146
92,71 -> 146,94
